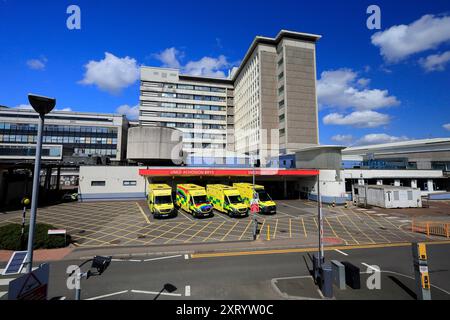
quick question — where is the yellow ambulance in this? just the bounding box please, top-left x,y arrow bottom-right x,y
206,184 -> 249,217
175,184 -> 213,218
233,183 -> 277,214
147,184 -> 176,218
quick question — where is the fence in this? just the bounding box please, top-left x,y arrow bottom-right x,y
411,220 -> 450,238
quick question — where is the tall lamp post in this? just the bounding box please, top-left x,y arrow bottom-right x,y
24,94 -> 56,273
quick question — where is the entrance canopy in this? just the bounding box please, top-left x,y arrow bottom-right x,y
139,167 -> 319,177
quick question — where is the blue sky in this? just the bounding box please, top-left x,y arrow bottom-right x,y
1,0 -> 449,145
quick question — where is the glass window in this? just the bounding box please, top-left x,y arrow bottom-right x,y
91,181 -> 106,187
123,180 -> 137,186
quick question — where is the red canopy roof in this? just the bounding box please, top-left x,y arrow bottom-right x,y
139,168 -> 319,177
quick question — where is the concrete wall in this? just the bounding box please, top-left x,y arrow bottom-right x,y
78,166 -> 146,201
127,126 -> 183,163
284,42 -> 318,150
295,148 -> 342,170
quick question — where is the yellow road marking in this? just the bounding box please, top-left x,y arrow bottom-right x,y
289,219 -> 292,238
335,215 -> 360,245
325,217 -> 346,245
186,221 -> 212,242
273,219 -> 278,239
239,219 -> 253,240
136,202 -> 150,224
178,209 -> 194,221
257,219 -> 266,240
313,217 -> 318,229
221,220 -> 239,241
203,221 -> 226,242
355,210 -> 393,243
342,213 -> 376,244
164,222 -> 198,244
301,218 -> 307,237
191,240 -> 450,259
150,222 -> 183,242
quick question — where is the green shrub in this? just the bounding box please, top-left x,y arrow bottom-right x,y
0,223 -> 71,250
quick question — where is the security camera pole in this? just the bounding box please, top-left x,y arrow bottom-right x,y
24,94 -> 56,273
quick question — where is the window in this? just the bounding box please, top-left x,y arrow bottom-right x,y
279,114 -> 285,121
407,191 -> 413,201
393,191 -> 399,201
279,128 -> 285,136
91,181 -> 105,187
123,180 -> 137,186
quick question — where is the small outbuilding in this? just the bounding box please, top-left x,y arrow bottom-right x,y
354,185 -> 422,208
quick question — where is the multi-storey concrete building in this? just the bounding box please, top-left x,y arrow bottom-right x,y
139,68 -> 233,155
139,30 -> 321,160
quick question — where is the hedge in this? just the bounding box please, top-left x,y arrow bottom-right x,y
0,223 -> 71,250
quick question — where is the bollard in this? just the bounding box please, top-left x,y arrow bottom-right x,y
331,260 -> 346,290
267,224 -> 270,240
342,261 -> 360,289
320,264 -> 333,298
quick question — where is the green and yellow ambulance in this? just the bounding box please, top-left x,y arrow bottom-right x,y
206,184 -> 249,217
147,184 -> 176,218
175,184 -> 213,218
233,183 -> 277,214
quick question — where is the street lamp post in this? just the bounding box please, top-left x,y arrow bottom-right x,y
24,94 -> 55,273
317,174 -> 324,267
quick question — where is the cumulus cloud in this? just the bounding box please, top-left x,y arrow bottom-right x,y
79,52 -> 140,94
26,57 -> 47,70
355,133 -> 409,146
419,51 -> 450,72
443,123 -> 450,131
116,104 -> 139,120
323,110 -> 391,128
153,47 -> 182,69
154,47 -> 231,78
331,134 -> 353,144
317,69 -> 399,111
371,14 -> 450,62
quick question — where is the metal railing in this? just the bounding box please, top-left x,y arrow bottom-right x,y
411,220 -> 450,238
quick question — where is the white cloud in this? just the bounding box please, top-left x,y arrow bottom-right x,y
153,47 -> 182,69
323,110 -> 391,128
317,69 -> 399,111
26,57 -> 47,70
79,52 -> 139,94
443,123 -> 450,131
419,51 -> 450,72
331,134 -> 353,144
116,104 -> 139,120
356,133 -> 409,145
154,47 -> 231,78
371,14 -> 450,62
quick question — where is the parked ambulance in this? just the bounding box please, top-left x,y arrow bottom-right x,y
147,184 -> 176,218
233,183 -> 277,214
176,184 -> 213,218
206,184 -> 249,217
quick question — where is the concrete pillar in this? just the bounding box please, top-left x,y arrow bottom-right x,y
55,167 -> 61,191
394,179 -> 401,187
358,179 -> 365,186
376,179 -> 383,185
283,179 -> 287,198
411,179 -> 417,189
427,179 -> 434,192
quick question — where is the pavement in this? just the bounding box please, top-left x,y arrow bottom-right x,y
1,241 -> 448,300
0,199 -> 446,250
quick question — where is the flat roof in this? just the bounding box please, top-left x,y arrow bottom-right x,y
343,138 -> 450,153
139,167 -> 319,177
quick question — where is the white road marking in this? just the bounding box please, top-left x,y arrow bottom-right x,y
184,254 -> 189,260
334,249 -> 349,256
143,254 -> 182,262
386,216 -> 398,220
0,291 -> 7,298
361,263 -> 380,272
399,220 -> 411,223
356,208 -> 368,211
375,214 -> 387,216
0,279 -> 14,286
366,211 -> 377,213
59,296 -> 66,300
112,259 -> 141,262
185,285 -> 191,297
131,289 -> 182,297
128,259 -> 142,262
86,290 -> 129,300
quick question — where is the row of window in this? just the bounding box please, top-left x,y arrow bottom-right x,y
0,134 -> 117,145
0,123 -> 117,134
152,112 -> 225,121
183,143 -> 225,149
0,145 -> 61,157
91,180 -> 136,187
183,132 -> 226,140
142,91 -> 227,102
161,122 -> 226,130
156,102 -> 225,112
142,81 -> 227,93
74,148 -> 117,156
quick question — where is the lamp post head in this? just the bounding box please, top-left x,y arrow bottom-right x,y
28,94 -> 56,115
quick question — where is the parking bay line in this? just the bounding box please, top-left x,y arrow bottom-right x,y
239,219 -> 253,240
334,249 -> 348,256
185,221 -> 213,243
185,285 -> 191,297
131,289 -> 182,297
202,221 -> 226,242
136,202 -> 150,224
221,220 -> 240,241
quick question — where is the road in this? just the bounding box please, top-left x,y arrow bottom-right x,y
2,242 -> 448,300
